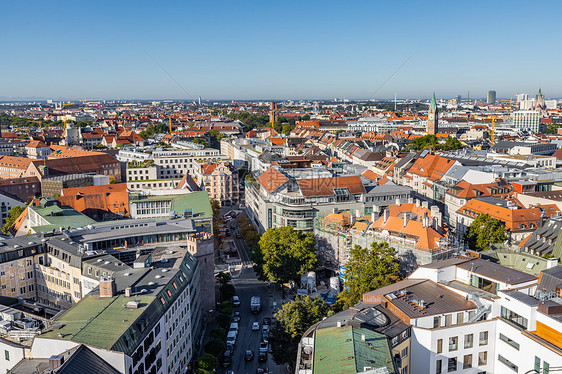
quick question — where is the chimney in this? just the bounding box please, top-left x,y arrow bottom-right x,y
99,276 -> 116,298
547,257 -> 558,269
355,209 -> 361,218
403,212 -> 409,227
408,197 -> 413,204
422,201 -> 428,209
125,287 -> 132,298
333,207 -> 339,214
384,209 -> 389,224
434,212 -> 443,229
49,355 -> 64,370
337,321 -> 343,328
415,199 -> 420,207
395,198 -> 401,206
431,205 -> 439,216
361,334 -> 366,342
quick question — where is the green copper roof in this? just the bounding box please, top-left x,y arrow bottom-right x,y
313,325 -> 397,374
29,205 -> 96,232
430,92 -> 437,110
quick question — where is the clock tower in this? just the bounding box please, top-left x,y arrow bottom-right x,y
428,92 -> 438,135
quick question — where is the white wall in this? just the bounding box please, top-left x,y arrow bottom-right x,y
0,340 -> 26,374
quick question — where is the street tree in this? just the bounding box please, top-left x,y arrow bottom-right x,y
465,213 -> 507,251
270,296 -> 329,367
337,242 -> 401,309
255,227 -> 317,284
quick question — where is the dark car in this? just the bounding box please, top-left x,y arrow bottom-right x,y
232,311 -> 241,322
256,368 -> 268,374
236,233 -> 242,239
258,351 -> 267,362
222,349 -> 233,367
245,350 -> 254,361
263,317 -> 271,325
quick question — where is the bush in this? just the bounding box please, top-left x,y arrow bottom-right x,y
210,327 -> 226,339
204,338 -> 226,356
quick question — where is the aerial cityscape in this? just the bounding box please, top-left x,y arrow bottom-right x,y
1,1 -> 562,374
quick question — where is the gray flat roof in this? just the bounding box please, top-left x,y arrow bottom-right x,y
458,258 -> 537,285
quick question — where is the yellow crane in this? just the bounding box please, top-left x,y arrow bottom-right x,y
490,115 -> 497,147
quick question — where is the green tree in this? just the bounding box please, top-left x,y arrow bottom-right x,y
108,175 -> 116,184
2,205 -> 25,235
191,137 -> 208,147
337,242 -> 401,309
255,227 -> 317,284
216,313 -> 231,330
406,135 -> 462,151
465,213 -> 507,251
270,296 -> 329,367
197,354 -> 218,371
210,327 -> 226,339
204,338 -> 226,356
220,283 -> 235,301
216,271 -> 231,286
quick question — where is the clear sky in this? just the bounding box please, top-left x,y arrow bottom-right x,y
1,0 -> 561,100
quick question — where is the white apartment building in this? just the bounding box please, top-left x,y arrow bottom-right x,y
361,257 -> 562,374
511,110 -> 542,133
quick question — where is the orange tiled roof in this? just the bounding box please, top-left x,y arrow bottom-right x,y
56,183 -> 129,218
408,154 -> 455,181
256,167 -> 289,194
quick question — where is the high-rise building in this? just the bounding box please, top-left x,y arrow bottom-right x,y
457,95 -> 462,105
427,92 -> 438,135
512,110 -> 542,132
487,90 -> 496,104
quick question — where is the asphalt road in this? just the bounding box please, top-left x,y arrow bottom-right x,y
218,208 -> 285,374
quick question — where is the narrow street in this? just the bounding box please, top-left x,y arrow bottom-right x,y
217,206 -> 286,374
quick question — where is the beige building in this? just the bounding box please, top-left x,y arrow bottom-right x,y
194,161 -> 239,206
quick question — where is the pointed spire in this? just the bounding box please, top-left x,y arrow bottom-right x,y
430,92 -> 437,110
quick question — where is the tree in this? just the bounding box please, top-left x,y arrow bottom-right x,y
204,338 -> 226,356
215,271 -> 231,286
216,313 -> 231,330
406,135 -> 462,151
337,242 -> 401,309
191,137 -> 208,147
255,227 -> 317,284
465,213 -> 507,251
108,175 -> 116,184
220,283 -> 235,301
270,296 -> 329,367
197,354 -> 218,371
2,206 -> 25,235
210,327 -> 226,339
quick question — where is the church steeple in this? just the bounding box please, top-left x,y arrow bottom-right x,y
427,92 -> 438,135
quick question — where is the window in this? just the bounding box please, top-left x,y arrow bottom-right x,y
464,334 -> 473,348
433,316 -> 440,328
4,350 -> 9,361
478,351 -> 487,366
479,331 -> 488,346
535,357 -> 541,372
437,339 -> 443,353
436,360 -> 442,374
449,336 -> 458,351
456,312 -> 464,325
448,357 -> 457,372
401,347 -> 408,359
498,354 -> 518,372
544,361 -> 550,374
463,354 -> 472,369
401,366 -> 408,374
501,306 -> 528,329
499,333 -> 519,350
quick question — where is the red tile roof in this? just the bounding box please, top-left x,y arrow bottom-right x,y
297,175 -> 365,197
256,167 -> 289,194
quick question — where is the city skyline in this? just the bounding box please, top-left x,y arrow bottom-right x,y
2,0 -> 561,99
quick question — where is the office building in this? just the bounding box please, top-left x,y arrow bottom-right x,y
487,90 -> 496,104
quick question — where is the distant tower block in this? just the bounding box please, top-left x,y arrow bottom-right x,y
269,101 -> 278,123
487,90 -> 496,104
427,92 -> 439,135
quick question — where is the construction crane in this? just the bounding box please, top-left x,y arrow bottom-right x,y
490,115 -> 497,147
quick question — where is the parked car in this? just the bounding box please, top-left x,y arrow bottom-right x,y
223,349 -> 233,367
244,350 -> 254,361
262,324 -> 269,333
258,351 -> 267,362
259,342 -> 268,353
263,317 -> 271,325
232,296 -> 240,307
232,311 -> 241,322
252,322 -> 260,331
262,331 -> 269,343
236,233 -> 242,239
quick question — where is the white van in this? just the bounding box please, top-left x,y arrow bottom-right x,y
229,322 -> 239,336
226,330 -> 237,346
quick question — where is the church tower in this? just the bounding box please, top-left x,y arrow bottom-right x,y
427,92 -> 438,135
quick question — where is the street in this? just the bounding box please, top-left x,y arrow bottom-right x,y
218,206 -> 286,374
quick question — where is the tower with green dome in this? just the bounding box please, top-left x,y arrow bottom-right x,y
428,92 -> 438,135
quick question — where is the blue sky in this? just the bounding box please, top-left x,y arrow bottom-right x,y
1,0 -> 560,100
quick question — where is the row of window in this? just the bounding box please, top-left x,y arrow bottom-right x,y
436,352 -> 487,374
437,332 -> 487,353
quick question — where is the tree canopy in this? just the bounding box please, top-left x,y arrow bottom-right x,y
337,242 -> 401,309
138,123 -> 169,139
269,296 -> 329,366
254,227 -> 317,283
465,213 -> 507,251
407,135 -> 462,151
2,205 -> 25,235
